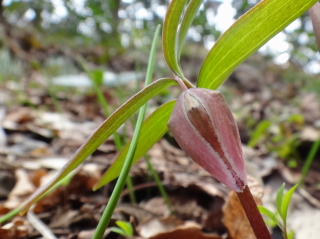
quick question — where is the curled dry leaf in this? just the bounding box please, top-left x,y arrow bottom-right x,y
137,216 -> 184,238
222,176 -> 264,239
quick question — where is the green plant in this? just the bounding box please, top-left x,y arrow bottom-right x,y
299,136 -> 320,186
248,114 -> 304,167
258,183 -> 298,239
18,1 -> 317,239
110,220 -> 133,238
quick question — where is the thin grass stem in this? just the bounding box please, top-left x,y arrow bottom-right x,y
299,136 -> 320,187
92,24 -> 161,239
145,154 -> 173,214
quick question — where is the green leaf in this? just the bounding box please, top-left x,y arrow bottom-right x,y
258,206 -> 275,219
280,184 -> 298,225
116,221 -> 133,236
163,0 -> 188,77
93,100 -> 176,190
258,206 -> 281,229
110,227 -> 128,237
198,0 -> 318,90
276,183 -> 285,219
20,78 -> 178,215
178,0 -> 204,58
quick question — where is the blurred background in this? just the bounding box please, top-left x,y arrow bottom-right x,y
0,1 -> 320,238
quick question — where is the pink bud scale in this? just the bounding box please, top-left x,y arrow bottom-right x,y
168,88 -> 247,192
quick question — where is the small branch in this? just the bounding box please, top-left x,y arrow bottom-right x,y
237,185 -> 271,239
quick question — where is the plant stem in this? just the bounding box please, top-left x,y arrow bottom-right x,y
126,176 -> 136,204
299,136 -> 320,187
237,185 -> 271,239
145,154 -> 173,214
91,24 -> 161,239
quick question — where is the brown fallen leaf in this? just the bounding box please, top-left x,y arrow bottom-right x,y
137,216 -> 184,238
149,222 -> 222,239
222,176 -> 264,239
0,218 -> 29,239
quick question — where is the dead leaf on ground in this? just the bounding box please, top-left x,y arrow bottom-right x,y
0,217 -> 29,238
149,221 -> 222,239
137,216 -> 183,238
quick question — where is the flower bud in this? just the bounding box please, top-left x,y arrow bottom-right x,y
310,3 -> 320,51
168,88 -> 247,192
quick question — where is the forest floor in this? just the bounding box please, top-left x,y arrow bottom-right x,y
0,51 -> 320,239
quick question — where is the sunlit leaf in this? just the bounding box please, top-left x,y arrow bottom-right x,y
163,0 -> 188,77
110,227 -> 127,237
258,206 -> 281,229
115,221 -> 133,236
276,183 -> 285,220
258,206 -> 275,220
20,78 -> 178,215
178,0 -> 204,58
280,184 -> 298,224
198,0 -> 318,90
93,100 -> 176,190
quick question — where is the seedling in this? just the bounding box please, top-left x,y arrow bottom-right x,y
110,220 -> 133,238
258,183 -> 298,239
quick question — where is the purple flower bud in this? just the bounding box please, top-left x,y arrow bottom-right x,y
168,88 -> 247,192
310,3 -> 320,51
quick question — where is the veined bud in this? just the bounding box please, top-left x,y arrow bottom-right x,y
310,2 -> 320,51
168,88 -> 247,192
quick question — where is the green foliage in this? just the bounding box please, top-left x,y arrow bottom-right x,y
197,0 -> 318,90
247,114 -> 304,165
111,221 -> 133,238
162,0 -> 188,78
92,24 -> 162,239
299,136 -> 320,186
93,100 -> 176,189
178,0 -> 204,59
19,3 -> 317,239
258,183 -> 298,239
20,77 -> 177,214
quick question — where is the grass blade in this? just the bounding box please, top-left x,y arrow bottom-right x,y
145,154 -> 173,214
299,136 -> 320,186
92,24 -> 162,239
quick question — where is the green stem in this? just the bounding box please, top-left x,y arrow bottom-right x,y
299,136 -> 320,186
126,176 -> 136,204
145,154 -> 173,214
0,206 -> 22,224
92,24 -> 161,239
237,186 -> 271,239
